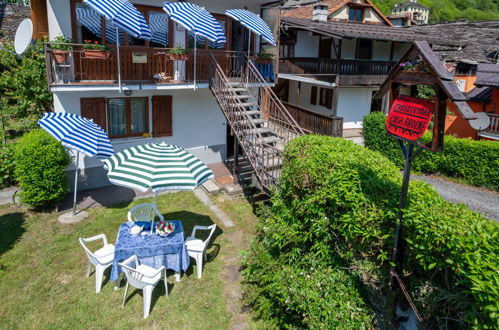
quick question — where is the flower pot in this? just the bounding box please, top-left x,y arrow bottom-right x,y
83,50 -> 111,59
168,53 -> 189,61
256,58 -> 272,64
53,50 -> 70,64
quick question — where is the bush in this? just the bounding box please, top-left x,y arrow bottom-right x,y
0,143 -> 16,188
243,135 -> 499,328
14,129 -> 70,210
363,112 -> 499,191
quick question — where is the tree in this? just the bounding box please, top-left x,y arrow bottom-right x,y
0,40 -> 52,143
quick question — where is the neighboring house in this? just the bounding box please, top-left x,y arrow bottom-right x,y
32,0 -> 296,192
390,0 -> 429,25
387,12 -> 418,27
446,64 -> 499,140
276,0 -> 448,131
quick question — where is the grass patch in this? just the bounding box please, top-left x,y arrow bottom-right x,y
0,192 -> 232,329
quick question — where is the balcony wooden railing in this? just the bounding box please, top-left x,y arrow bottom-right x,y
478,113 -> 499,139
280,57 -> 397,76
45,43 -> 245,86
282,102 -> 343,137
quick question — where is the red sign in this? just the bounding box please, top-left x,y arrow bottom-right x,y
386,95 -> 434,140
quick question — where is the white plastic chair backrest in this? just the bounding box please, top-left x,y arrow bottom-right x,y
127,203 -> 164,222
190,224 -> 217,248
119,255 -> 150,289
79,234 -> 107,266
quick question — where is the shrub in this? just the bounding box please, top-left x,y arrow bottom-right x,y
363,112 -> 499,191
0,143 -> 16,188
14,129 -> 70,210
244,135 -> 499,328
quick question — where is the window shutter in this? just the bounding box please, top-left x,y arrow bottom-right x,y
152,95 -> 172,137
80,98 -> 107,130
30,0 -> 49,40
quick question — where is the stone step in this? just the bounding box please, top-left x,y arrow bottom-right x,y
233,94 -> 251,99
234,110 -> 261,117
223,87 -> 247,93
260,136 -> 281,145
236,118 -> 267,126
242,127 -> 274,135
238,102 -> 256,108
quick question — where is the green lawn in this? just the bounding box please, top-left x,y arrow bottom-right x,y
0,192 -> 236,329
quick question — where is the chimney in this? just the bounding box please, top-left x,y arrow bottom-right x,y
312,4 -> 328,22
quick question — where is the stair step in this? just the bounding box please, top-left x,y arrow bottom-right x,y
238,102 -> 256,108
242,127 -> 274,135
234,110 -> 261,116
260,136 -> 281,144
227,81 -> 243,87
222,87 -> 247,93
233,94 -> 251,99
236,118 -> 267,126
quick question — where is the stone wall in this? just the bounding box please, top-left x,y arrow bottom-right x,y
0,3 -> 30,42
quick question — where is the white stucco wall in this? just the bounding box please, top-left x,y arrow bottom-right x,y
341,38 -> 356,59
363,8 -> 384,23
53,88 -> 227,169
287,81 -> 335,116
330,7 -> 348,20
372,40 -> 391,60
336,87 -> 378,128
46,0 -> 72,39
294,31 -> 320,58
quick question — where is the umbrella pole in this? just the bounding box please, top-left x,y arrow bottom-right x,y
151,191 -> 158,235
247,30 -> 251,59
194,40 -> 197,90
72,151 -> 79,215
116,28 -> 122,93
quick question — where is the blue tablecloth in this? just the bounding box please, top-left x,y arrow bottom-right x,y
253,60 -> 275,83
110,220 -> 190,281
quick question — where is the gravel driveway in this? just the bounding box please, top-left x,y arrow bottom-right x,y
412,175 -> 499,222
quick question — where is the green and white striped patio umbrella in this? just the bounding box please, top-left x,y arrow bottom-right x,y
103,142 -> 214,193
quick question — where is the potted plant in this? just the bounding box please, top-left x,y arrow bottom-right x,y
168,47 -> 189,61
51,36 -> 73,64
82,40 -> 111,59
256,51 -> 274,64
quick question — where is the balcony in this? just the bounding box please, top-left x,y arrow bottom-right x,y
478,113 -> 499,140
45,43 -> 246,88
279,57 -> 397,85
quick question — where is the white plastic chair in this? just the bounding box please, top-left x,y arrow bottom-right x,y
185,224 -> 217,279
79,234 -> 115,293
119,255 -> 168,319
128,203 -> 164,235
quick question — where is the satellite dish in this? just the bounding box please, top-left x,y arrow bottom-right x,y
469,112 -> 491,131
14,19 -> 33,55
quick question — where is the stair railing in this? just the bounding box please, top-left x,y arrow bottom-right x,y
209,52 -> 280,189
242,56 -> 305,144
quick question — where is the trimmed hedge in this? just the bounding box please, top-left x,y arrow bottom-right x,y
243,135 -> 499,328
363,112 -> 499,191
14,129 -> 70,210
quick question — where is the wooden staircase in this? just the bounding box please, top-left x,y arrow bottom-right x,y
209,54 -> 304,192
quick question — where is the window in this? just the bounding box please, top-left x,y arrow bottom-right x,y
348,7 -> 363,22
310,86 -> 318,105
357,39 -> 372,60
107,98 -> 149,138
319,88 -> 333,108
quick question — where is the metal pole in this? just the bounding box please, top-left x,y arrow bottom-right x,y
116,28 -> 122,93
233,137 -> 239,184
72,151 -> 79,215
193,37 -> 197,90
247,30 -> 251,59
150,191 -> 158,235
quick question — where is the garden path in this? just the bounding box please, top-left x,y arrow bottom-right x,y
412,174 -> 499,222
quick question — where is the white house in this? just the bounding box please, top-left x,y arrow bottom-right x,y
31,0 -> 279,190
277,0 -> 444,131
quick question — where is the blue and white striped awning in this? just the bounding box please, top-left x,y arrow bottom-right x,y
83,0 -> 152,40
225,9 -> 276,46
76,6 -> 125,44
163,1 -> 226,44
149,11 -> 168,46
38,113 -> 114,159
